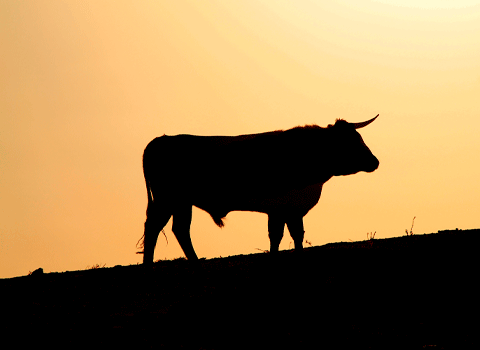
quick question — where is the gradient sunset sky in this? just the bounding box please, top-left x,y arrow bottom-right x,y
1,0 -> 480,278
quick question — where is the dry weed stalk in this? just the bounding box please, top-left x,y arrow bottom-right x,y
255,248 -> 269,253
87,263 -> 106,269
406,216 -> 416,236
136,229 -> 168,254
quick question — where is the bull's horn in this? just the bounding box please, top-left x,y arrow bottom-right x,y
352,114 -> 379,129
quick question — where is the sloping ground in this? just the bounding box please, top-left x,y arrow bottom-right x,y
2,229 -> 479,349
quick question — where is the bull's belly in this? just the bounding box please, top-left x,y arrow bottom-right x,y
193,183 -> 323,218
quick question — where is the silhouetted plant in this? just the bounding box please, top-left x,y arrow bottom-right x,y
255,248 -> 269,253
87,263 -> 106,269
137,229 -> 168,255
289,239 -> 313,249
367,231 -> 376,240
173,257 -> 187,261
406,216 -> 416,236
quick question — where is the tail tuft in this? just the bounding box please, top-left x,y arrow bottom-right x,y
211,214 -> 225,228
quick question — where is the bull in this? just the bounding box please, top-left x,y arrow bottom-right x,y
138,115 -> 379,264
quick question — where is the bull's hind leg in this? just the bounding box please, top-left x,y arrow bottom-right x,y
268,215 -> 285,254
286,217 -> 305,252
143,204 -> 172,265
172,204 -> 198,261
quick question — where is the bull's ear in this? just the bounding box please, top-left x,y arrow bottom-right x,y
352,114 -> 379,129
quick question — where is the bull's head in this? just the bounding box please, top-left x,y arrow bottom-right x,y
329,114 -> 379,176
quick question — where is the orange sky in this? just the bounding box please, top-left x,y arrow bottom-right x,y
1,0 -> 480,278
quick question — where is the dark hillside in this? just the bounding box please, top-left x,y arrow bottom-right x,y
2,229 -> 479,349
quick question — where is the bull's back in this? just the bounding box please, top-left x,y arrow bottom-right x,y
144,131 -> 283,180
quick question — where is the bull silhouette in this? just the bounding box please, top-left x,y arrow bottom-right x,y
138,115 -> 379,264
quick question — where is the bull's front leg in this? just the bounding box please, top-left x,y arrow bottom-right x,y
268,214 -> 285,254
286,217 -> 305,252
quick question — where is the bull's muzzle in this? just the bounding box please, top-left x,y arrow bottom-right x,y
365,156 -> 379,173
